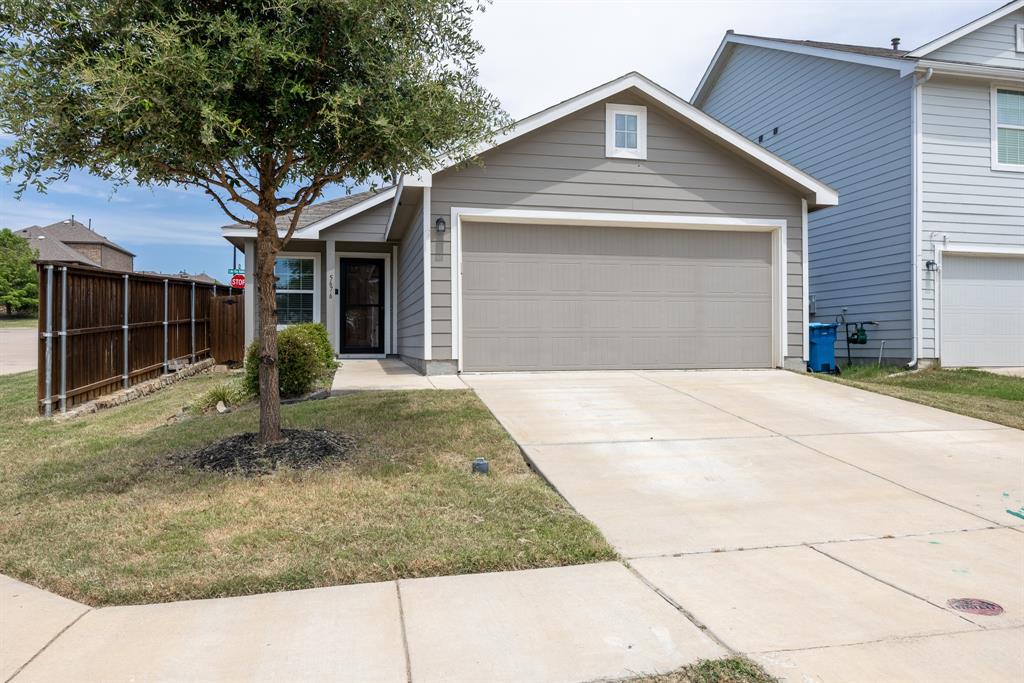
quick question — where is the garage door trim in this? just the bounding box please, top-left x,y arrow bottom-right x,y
937,243 -> 1024,367
449,207 -> 788,372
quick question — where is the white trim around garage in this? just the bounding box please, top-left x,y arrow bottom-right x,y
336,251 -> 392,357
801,198 -> 809,362
422,187 -> 433,361
933,243 -> 1024,366
449,206 -> 789,372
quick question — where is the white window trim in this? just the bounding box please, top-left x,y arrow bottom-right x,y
274,252 -> 321,330
449,206 -> 788,372
336,251 -> 392,357
1016,23 -> 1024,52
991,84 -> 1024,173
605,103 -> 647,160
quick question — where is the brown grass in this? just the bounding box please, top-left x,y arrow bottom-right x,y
0,370 -> 614,606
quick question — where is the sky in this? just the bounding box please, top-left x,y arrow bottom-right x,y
0,0 -> 1005,282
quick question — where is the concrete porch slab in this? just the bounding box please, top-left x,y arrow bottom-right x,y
14,581 -> 407,683
753,627 -> 1024,683
639,369 -> 1000,436
815,528 -> 1024,628
331,359 -> 466,392
525,436 -> 987,557
399,562 -> 725,683
793,429 -> 1024,525
631,546 -> 969,653
0,575 -> 90,681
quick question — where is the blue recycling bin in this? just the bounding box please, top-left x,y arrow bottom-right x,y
807,323 -> 839,373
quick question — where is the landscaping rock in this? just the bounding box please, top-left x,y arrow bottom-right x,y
215,400 -> 229,414
175,429 -> 356,476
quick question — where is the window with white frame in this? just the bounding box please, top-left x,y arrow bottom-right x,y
605,103 -> 647,159
274,256 -> 316,325
993,87 -> 1024,171
1016,23 -> 1024,52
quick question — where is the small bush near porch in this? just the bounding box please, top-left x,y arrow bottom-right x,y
0,371 -> 614,606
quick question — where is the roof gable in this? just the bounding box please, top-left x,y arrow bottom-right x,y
435,72 -> 837,208
17,219 -> 135,256
908,0 -> 1024,58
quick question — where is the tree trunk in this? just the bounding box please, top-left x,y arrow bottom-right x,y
255,214 -> 282,443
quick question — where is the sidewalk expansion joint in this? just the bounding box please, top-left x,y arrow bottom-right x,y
5,607 -> 91,683
394,581 -> 413,683
748,624 -> 999,656
621,561 -> 737,656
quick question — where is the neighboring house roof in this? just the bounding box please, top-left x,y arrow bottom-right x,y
222,187 -> 391,232
693,3 -> 1024,105
20,232 -> 100,267
16,219 -> 136,257
908,0 -> 1024,57
139,270 -> 224,285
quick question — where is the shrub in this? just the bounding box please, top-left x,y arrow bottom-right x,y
244,323 -> 335,398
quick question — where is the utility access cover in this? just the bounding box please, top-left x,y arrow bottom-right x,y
947,598 -> 1003,616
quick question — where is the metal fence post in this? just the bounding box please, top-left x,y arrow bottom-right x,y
122,273 -> 130,388
190,282 -> 196,364
59,267 -> 67,413
163,279 -> 169,373
43,265 -> 54,417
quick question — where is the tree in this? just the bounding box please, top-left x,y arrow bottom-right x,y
0,0 -> 508,442
0,228 -> 38,316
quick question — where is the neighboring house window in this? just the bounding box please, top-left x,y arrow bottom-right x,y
993,87 -> 1024,171
605,103 -> 647,159
274,255 -> 318,325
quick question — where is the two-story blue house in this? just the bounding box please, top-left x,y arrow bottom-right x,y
693,1 -> 1024,368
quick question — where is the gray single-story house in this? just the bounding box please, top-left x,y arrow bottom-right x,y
223,72 -> 837,374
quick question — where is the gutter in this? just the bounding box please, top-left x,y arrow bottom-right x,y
908,66 -> 933,369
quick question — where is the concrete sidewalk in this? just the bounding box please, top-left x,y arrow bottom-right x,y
3,563 -> 725,683
331,359 -> 466,392
0,328 -> 36,376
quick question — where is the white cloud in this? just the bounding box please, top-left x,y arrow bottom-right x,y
472,0 -> 1004,118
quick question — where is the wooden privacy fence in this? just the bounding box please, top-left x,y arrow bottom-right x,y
36,262 -> 244,416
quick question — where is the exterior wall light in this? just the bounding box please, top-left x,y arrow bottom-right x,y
925,260 -> 939,272
435,217 -> 446,233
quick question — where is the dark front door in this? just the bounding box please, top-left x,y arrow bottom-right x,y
340,258 -> 385,354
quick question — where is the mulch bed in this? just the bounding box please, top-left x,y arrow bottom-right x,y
176,428 -> 356,475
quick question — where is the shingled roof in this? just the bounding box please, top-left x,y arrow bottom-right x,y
732,34 -> 910,59
222,187 -> 393,231
20,232 -> 100,266
16,219 -> 136,256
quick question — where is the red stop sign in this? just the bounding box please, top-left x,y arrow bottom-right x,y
230,274 -> 246,289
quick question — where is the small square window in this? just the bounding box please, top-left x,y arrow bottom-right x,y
606,104 -> 647,159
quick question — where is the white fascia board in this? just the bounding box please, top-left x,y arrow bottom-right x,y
434,72 -> 838,209
907,0 -> 1024,57
692,34 -> 915,107
916,59 -> 1024,82
294,186 -> 398,240
382,176 -> 405,241
403,171 -> 432,187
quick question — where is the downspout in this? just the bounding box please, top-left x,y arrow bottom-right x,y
908,66 -> 933,369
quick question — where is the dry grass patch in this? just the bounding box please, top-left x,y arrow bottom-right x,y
0,371 -> 613,605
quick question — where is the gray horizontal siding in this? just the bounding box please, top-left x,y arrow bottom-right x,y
397,199 -> 425,359
429,90 -> 806,363
927,8 -> 1024,69
320,202 -> 391,242
919,75 -> 1024,357
700,43 -> 914,362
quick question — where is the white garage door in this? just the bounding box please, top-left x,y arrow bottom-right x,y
941,254 -> 1024,367
461,223 -> 774,372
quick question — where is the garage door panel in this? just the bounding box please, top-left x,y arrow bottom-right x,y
462,223 -> 773,371
941,255 -> 1024,367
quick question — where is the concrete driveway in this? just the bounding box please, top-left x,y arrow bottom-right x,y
0,328 -> 36,375
463,369 -> 1024,682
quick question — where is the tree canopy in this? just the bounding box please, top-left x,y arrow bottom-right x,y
0,228 -> 38,315
0,0 -> 509,439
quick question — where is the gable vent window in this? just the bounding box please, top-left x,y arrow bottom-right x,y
605,104 -> 647,160
1016,23 -> 1024,52
992,87 -> 1024,171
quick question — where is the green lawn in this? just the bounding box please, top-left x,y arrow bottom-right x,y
823,365 -> 1024,430
0,370 -> 614,606
0,316 -> 37,329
